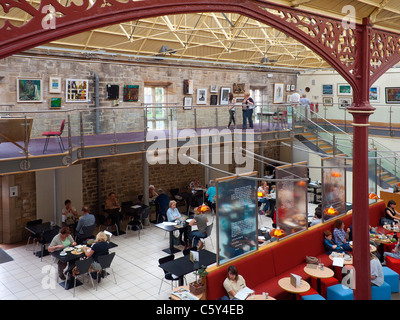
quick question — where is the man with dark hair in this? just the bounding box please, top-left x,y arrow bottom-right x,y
75,205 -> 95,237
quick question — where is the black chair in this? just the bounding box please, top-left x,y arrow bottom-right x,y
170,188 -> 186,208
39,227 -> 60,261
75,224 -> 96,244
192,223 -> 214,249
96,252 -> 117,289
26,219 -> 42,252
158,254 -> 181,294
182,246 -> 197,256
72,257 -> 95,297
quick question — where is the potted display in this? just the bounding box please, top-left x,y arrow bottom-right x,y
189,265 -> 208,295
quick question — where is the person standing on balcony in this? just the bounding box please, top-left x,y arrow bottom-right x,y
227,93 -> 236,129
299,93 -> 311,122
242,92 -> 255,129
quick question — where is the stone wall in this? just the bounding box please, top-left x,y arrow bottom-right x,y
0,50 -> 297,137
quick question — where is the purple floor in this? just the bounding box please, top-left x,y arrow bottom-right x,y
0,122 -> 285,160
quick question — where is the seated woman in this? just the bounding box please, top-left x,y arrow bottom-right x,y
222,265 -> 247,300
323,230 -> 344,254
384,200 -> 400,224
333,219 -> 352,252
383,239 -> 400,262
48,227 -> 77,281
82,231 -> 109,282
166,200 -> 190,247
257,181 -> 269,214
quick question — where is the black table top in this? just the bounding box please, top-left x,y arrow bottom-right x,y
155,222 -> 182,232
159,250 -> 216,278
25,222 -> 59,235
51,249 -> 84,263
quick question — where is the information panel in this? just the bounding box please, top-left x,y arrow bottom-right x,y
216,173 -> 258,265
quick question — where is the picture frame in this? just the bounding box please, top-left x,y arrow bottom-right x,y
183,79 -> 194,95
385,87 -> 400,104
183,96 -> 192,110
66,79 -> 89,102
220,87 -> 231,105
210,94 -> 218,105
323,96 -> 333,106
17,78 -> 43,102
291,84 -> 295,91
49,97 -> 62,109
123,85 -> 139,102
233,83 -> 245,94
210,84 -> 218,93
337,83 -> 352,96
338,97 -> 352,109
49,76 -> 61,93
106,84 -> 119,100
322,84 -> 333,95
273,83 -> 284,104
196,88 -> 207,105
369,86 -> 379,102
286,84 -> 290,91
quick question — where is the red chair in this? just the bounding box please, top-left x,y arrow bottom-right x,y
42,119 -> 65,153
386,256 -> 400,277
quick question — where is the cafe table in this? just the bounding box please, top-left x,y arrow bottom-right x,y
25,222 -> 60,257
171,285 -> 205,300
246,294 -> 276,300
155,222 -> 183,254
159,249 -> 216,286
278,277 -> 310,299
329,252 -> 353,265
304,264 -> 334,294
51,247 -> 85,290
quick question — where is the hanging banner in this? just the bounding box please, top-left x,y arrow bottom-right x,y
216,173 -> 258,265
275,162 -> 308,237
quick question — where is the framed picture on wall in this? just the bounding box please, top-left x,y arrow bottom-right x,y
385,87 -> 400,104
183,79 -> 194,94
337,83 -> 352,95
123,85 -> 139,102
210,94 -> 218,105
286,84 -> 290,91
273,83 -> 284,104
210,84 -> 218,93
220,87 -> 231,105
49,97 -> 62,109
338,97 -> 352,109
322,84 -> 333,95
183,96 -> 192,109
66,79 -> 89,102
49,77 -> 62,93
291,84 -> 295,91
233,83 -> 245,94
17,78 -> 43,102
196,88 -> 207,105
323,97 -> 333,106
369,86 -> 379,102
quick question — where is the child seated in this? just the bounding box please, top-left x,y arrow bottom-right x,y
323,230 -> 344,254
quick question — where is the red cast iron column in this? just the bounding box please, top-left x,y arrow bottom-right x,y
347,18 -> 375,300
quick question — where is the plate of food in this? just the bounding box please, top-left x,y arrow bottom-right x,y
64,247 -> 73,252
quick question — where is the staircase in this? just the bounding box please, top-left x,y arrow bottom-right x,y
294,116 -> 400,189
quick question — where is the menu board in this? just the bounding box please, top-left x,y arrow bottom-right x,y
216,173 -> 258,265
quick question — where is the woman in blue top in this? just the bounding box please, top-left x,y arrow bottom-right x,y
205,180 -> 216,213
166,200 -> 189,247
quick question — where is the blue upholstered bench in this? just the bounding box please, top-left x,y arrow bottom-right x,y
301,294 -> 326,300
327,284 -> 353,300
382,266 -> 399,293
371,281 -> 391,300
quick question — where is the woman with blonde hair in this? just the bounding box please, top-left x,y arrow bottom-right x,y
83,231 -> 109,276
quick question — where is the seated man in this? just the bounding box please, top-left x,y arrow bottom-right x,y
154,189 -> 170,223
104,192 -> 121,230
75,206 -> 96,243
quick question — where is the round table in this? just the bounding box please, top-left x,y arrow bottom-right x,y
304,264 -> 334,293
349,242 -> 377,253
329,253 -> 353,265
278,277 -> 310,299
246,294 -> 276,300
170,285 -> 204,300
